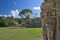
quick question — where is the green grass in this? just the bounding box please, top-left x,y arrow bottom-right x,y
0,27 -> 43,40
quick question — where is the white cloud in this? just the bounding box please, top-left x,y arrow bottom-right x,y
14,2 -> 16,5
33,6 -> 41,17
8,15 -> 12,17
35,12 -> 40,17
33,6 -> 40,10
0,9 -> 20,18
4,15 -> 8,17
0,15 -> 12,17
33,10 -> 40,17
10,9 -> 20,18
36,13 -> 40,17
0,15 -> 3,16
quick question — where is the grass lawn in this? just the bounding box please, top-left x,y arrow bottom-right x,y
0,27 -> 43,40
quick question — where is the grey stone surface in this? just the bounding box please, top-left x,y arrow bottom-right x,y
41,0 -> 60,40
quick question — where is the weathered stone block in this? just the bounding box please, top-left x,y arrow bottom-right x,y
41,0 -> 60,40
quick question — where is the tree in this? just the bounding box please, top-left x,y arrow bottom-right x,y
19,9 -> 33,27
19,9 -> 33,19
6,16 -> 17,26
0,17 -> 8,27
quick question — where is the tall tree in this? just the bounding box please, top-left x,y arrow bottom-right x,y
19,9 -> 33,19
19,9 -> 33,26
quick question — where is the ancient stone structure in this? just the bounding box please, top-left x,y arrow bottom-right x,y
41,0 -> 60,40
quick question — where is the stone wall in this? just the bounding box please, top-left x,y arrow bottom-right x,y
41,0 -> 60,40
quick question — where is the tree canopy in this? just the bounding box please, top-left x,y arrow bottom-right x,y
19,9 -> 33,19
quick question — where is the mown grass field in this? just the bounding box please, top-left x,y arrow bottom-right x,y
0,27 -> 43,40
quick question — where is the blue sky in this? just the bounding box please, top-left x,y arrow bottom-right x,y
0,0 -> 44,18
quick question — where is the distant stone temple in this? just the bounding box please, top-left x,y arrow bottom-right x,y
41,0 -> 60,40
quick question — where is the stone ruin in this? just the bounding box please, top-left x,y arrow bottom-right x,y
41,0 -> 60,40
